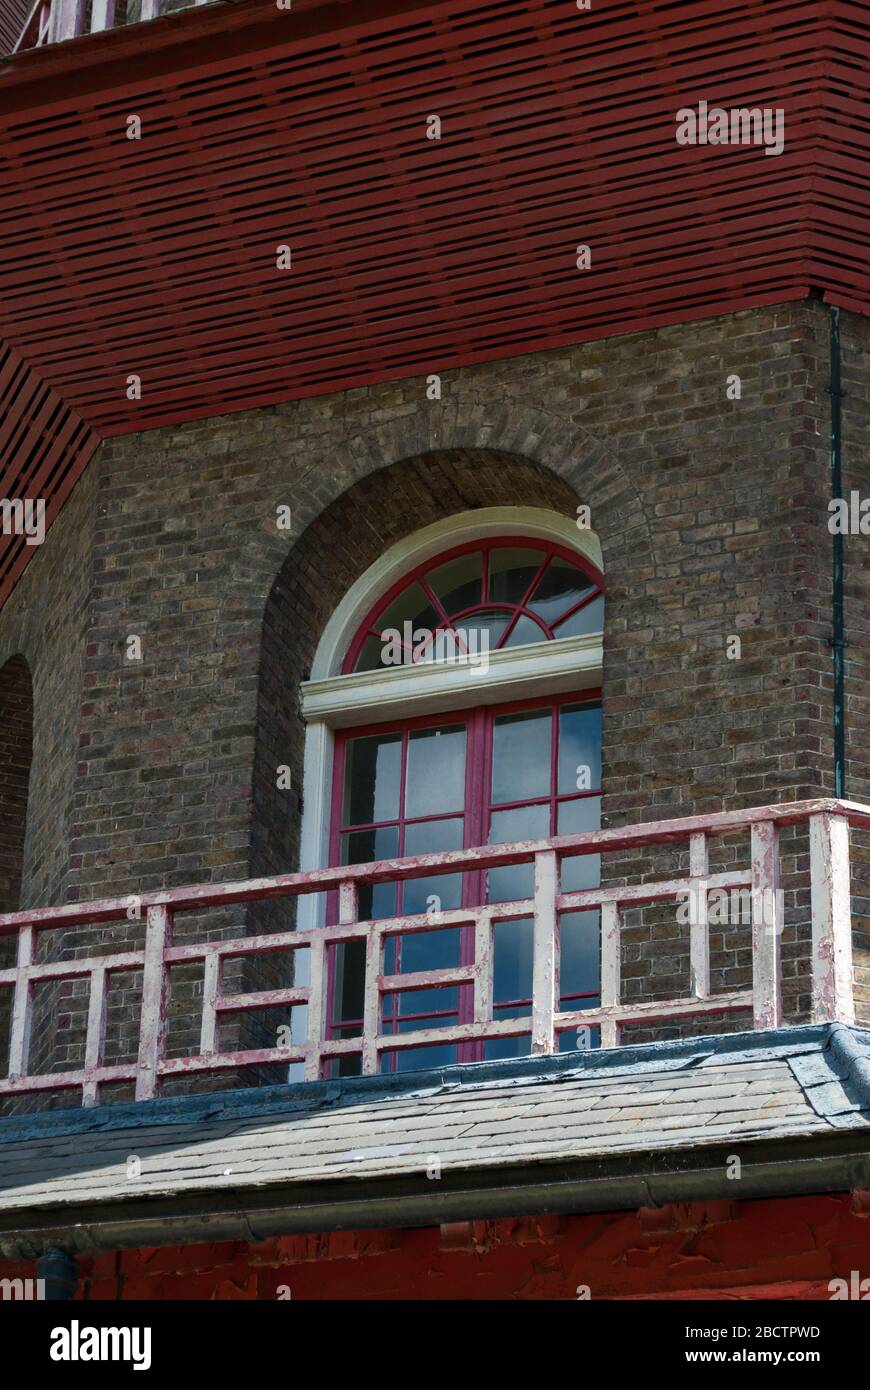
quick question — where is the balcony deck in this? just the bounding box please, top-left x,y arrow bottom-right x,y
1,1021 -> 869,1258
0,798 -> 864,1111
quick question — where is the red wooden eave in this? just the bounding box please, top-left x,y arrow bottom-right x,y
0,0 -> 867,607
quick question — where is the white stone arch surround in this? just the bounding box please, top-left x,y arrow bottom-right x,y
297,506 -> 604,928
308,506 -> 602,680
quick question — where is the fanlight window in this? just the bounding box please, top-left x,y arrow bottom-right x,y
344,538 -> 605,674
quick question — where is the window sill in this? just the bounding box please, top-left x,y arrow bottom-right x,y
300,632 -> 603,729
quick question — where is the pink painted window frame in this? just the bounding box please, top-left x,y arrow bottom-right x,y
325,536 -> 605,1072
327,689 -> 603,1069
342,535 -> 605,673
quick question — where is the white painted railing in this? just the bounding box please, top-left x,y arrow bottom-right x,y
0,798 -> 861,1108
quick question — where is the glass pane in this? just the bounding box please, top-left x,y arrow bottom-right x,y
412,627 -> 466,665
402,875 -> 463,914
492,918 -> 533,1005
488,547 -> 545,606
402,817 -> 464,914
500,614 -> 548,649
341,825 -> 399,919
558,1024 -> 600,1052
558,703 -> 602,794
492,709 -> 552,804
381,1042 -> 457,1073
405,726 -> 466,818
527,558 -> 596,626
343,733 -> 402,825
391,986 -> 460,1020
332,940 -> 366,1025
376,583 -> 440,655
488,803 -> 549,902
559,910 -> 601,1007
326,1054 -> 363,1078
341,824 -> 399,864
558,796 -> 601,891
485,1032 -> 532,1061
354,634 -> 389,672
450,610 -> 510,657
384,928 -> 461,977
425,551 -> 482,617
553,594 -> 604,639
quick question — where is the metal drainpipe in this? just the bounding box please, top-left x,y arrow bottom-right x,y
829,305 -> 847,798
36,1248 -> 79,1301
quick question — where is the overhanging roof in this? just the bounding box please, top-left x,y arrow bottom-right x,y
1,1024 -> 869,1258
0,0 -> 867,605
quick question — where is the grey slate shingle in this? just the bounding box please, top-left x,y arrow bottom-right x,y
0,1024 -> 868,1221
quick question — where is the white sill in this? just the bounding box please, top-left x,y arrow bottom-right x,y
300,633 -> 603,728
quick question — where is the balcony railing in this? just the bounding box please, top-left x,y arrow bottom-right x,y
13,0 -> 209,53
0,798 -> 862,1109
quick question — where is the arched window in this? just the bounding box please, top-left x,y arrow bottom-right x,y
345,538 -> 604,673
299,509 -> 605,1077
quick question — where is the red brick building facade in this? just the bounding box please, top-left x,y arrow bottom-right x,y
0,0 -> 868,1307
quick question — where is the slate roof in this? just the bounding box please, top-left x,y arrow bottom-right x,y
1,1023 -> 869,1257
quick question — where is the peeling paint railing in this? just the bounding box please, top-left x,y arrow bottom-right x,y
0,798 -> 861,1108
13,0 -> 210,52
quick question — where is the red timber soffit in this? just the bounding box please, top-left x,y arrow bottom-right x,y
0,0 -> 868,608
0,344 -> 98,608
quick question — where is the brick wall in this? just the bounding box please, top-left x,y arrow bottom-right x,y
0,466 -> 95,1092
0,655 -> 32,915
0,655 -> 32,1053
842,309 -> 870,1022
3,1193 -> 869,1299
0,296 -> 867,1103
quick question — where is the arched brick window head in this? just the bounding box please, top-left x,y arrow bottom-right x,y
323,536 -> 605,1079
344,538 -> 604,674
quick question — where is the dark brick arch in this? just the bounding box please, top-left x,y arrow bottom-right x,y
250,446 -> 611,888
241,445 -> 622,1065
237,393 -> 652,636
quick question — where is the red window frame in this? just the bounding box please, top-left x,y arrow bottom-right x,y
342,535 -> 605,673
326,688 -> 603,1068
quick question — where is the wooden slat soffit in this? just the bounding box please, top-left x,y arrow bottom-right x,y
0,0 -> 867,605
0,342 -> 98,606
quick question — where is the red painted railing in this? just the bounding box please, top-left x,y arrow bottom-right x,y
0,798 -> 861,1108
13,0 -> 208,52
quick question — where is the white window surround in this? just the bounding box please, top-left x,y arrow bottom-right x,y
296,507 -> 603,928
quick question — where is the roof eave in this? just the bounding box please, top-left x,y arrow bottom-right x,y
3,1124 -> 869,1261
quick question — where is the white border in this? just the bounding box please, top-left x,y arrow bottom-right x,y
297,507 -> 604,928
